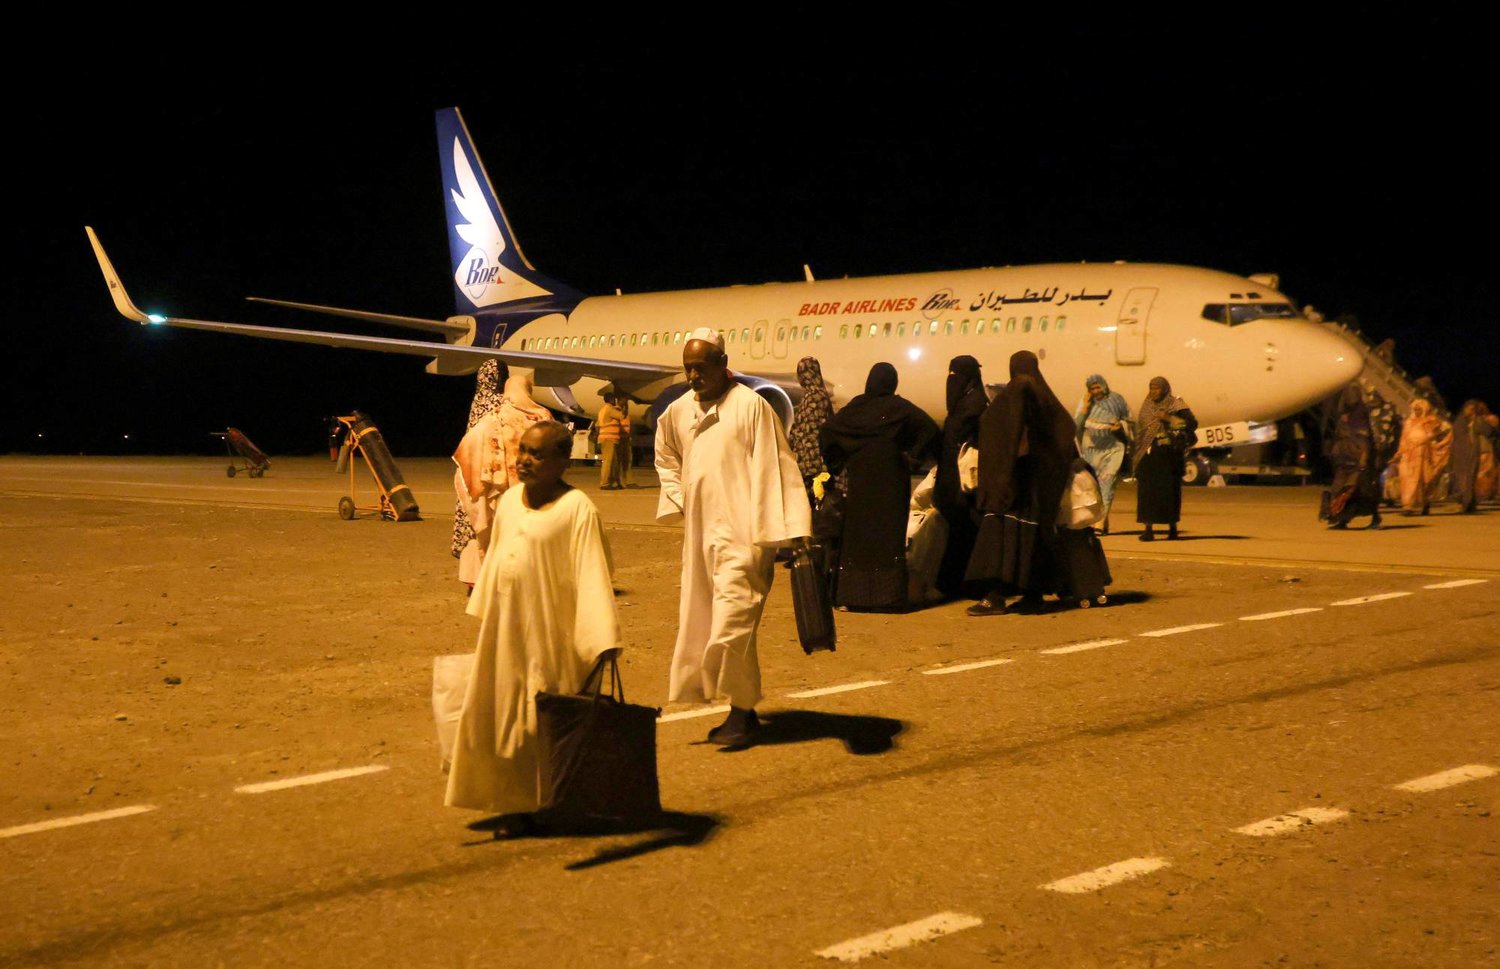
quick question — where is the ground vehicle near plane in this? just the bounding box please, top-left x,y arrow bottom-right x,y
86,108 -> 1361,434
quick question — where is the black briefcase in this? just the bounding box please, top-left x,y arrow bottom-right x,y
534,653 -> 661,822
789,543 -> 837,654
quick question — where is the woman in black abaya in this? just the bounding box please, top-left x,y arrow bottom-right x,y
932,355 -> 989,598
964,350 -> 1078,615
820,363 -> 939,611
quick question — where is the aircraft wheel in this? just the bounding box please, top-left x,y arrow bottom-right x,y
1182,455 -> 1212,486
338,496 -> 356,520
226,465 -> 237,478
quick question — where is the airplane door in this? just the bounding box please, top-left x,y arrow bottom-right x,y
771,318 -> 790,359
750,319 -> 769,360
1115,287 -> 1155,365
489,322 -> 509,348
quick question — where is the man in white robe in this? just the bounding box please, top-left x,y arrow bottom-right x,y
446,422 -> 621,828
655,328 -> 811,746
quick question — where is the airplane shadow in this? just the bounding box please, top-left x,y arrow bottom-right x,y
465,809 -> 723,870
720,709 -> 906,756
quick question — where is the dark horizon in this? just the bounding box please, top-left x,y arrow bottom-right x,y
7,18 -> 1495,459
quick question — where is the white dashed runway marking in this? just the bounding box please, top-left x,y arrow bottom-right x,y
787,681 -> 889,699
1393,764 -> 1498,793
0,804 -> 158,840
1239,607 -> 1323,621
1422,579 -> 1489,589
815,912 -> 983,962
1330,592 -> 1412,606
659,704 -> 731,723
1233,806 -> 1348,836
234,765 -> 389,795
1042,857 -> 1170,894
1139,623 -> 1222,638
923,658 -> 1015,675
1040,638 -> 1128,655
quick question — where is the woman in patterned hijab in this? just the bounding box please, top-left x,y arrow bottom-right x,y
452,360 -> 509,570
789,356 -> 835,496
1133,376 -> 1197,540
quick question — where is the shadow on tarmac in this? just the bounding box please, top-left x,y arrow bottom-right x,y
1120,532 -> 1251,541
722,709 -> 906,756
466,810 -> 724,870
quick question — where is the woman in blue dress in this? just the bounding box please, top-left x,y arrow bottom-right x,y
1073,374 -> 1131,535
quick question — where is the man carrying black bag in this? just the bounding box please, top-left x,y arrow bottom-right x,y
445,422 -> 638,836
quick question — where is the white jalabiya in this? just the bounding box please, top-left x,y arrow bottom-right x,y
445,486 -> 620,814
655,383 -> 812,709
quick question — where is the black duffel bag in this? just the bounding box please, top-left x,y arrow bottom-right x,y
534,652 -> 661,822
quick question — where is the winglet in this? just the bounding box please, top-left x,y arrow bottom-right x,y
85,227 -> 152,323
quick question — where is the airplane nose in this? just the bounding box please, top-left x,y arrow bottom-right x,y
1276,322 -> 1363,404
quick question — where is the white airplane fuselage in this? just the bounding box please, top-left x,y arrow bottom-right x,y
515,262 -> 1360,427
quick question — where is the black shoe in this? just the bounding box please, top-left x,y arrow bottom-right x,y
1368,513 -> 1382,529
707,707 -> 759,747
1138,531 -> 1155,542
1166,526 -> 1179,540
966,596 -> 1007,616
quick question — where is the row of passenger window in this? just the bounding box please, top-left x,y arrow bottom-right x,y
840,315 -> 1067,340
520,314 -> 1069,353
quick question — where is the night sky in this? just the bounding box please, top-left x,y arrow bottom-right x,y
6,16 -> 1494,457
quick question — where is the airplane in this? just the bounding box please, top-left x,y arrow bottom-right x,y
88,107 -> 1362,452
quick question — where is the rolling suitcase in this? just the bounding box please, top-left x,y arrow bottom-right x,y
1057,527 -> 1112,608
788,543 -> 837,654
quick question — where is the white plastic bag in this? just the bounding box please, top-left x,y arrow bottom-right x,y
1059,466 -> 1105,529
432,653 -> 475,772
957,443 -> 980,493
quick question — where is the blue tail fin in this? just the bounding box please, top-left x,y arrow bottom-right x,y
436,108 -> 579,313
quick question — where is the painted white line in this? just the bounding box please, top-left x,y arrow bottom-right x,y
1239,607 -> 1323,622
1394,764 -> 1498,793
658,704 -> 732,723
1233,806 -> 1348,837
0,804 -> 158,840
1330,592 -> 1412,606
1041,638 -> 1128,655
1042,857 -> 1170,894
815,911 -> 982,962
1423,579 -> 1489,590
787,680 -> 889,699
923,658 -> 1015,675
235,764 -> 389,794
1138,623 -> 1222,638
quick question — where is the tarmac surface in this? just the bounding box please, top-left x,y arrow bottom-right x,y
0,455 -> 1495,967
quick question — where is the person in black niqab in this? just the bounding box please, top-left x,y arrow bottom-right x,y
964,350 -> 1078,614
819,363 -> 940,611
932,355 -> 988,598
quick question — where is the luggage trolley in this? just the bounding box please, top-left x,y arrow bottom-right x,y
332,412 -> 422,522
212,427 -> 270,478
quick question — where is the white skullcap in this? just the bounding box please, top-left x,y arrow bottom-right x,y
686,326 -> 725,349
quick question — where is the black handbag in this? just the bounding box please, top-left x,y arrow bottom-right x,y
788,544 -> 837,654
534,653 -> 661,822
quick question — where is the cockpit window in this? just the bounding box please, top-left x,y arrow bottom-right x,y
1202,302 -> 1301,326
